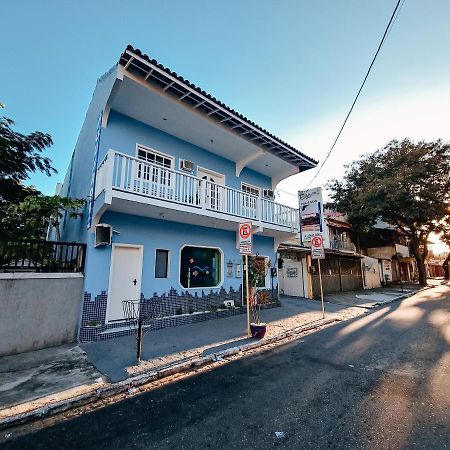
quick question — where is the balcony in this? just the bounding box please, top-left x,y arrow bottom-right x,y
329,238 -> 357,253
94,150 -> 299,237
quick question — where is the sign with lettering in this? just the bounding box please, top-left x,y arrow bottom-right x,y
311,234 -> 325,260
238,222 -> 253,255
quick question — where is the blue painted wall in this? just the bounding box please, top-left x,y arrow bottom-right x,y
59,66 -> 118,243
99,110 -> 272,192
84,211 -> 277,298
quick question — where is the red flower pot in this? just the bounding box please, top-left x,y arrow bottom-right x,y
250,323 -> 267,339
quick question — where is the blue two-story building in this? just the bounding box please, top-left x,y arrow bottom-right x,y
59,45 -> 317,342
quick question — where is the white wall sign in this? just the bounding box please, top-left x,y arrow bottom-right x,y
238,222 -> 253,255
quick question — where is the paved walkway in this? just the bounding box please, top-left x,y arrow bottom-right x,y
0,283 -> 433,420
323,283 -> 426,308
0,345 -> 104,416
81,297 -> 364,382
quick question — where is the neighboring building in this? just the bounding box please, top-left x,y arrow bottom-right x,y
425,250 -> 447,278
426,260 -> 445,278
58,45 -> 317,341
359,221 -> 417,284
278,211 -> 363,298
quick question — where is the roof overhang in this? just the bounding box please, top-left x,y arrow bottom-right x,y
101,46 -> 317,182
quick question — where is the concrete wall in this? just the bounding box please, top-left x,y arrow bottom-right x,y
367,246 -> 395,259
0,273 -> 83,356
362,256 -> 382,289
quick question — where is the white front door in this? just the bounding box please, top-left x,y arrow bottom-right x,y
107,244 -> 143,322
197,167 -> 225,211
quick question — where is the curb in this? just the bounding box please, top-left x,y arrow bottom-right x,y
372,284 -> 433,308
0,317 -> 337,431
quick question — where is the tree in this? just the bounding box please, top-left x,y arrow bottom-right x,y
0,109 -> 85,241
0,115 -> 55,205
327,139 -> 450,286
19,195 -> 85,242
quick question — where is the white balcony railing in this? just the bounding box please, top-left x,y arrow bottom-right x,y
95,150 -> 298,230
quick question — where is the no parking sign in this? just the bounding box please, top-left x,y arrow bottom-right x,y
311,234 -> 325,259
239,222 -> 252,255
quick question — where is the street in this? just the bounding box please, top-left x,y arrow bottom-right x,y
2,285 -> 449,449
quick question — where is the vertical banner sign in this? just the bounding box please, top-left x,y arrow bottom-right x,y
238,222 -> 253,337
87,111 -> 103,229
298,187 -> 325,245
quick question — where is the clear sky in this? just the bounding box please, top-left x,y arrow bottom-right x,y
2,0 -> 449,248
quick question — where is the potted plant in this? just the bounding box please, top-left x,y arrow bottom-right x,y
248,256 -> 271,339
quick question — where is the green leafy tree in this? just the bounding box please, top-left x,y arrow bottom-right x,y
0,115 -> 55,205
0,108 -> 85,241
19,195 -> 85,242
327,139 -> 450,285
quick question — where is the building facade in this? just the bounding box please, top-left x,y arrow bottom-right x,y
278,212 -> 363,298
58,45 -> 317,341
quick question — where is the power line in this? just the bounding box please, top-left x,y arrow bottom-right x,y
306,0 -> 405,188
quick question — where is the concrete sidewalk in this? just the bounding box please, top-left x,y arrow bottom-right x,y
81,297 -> 363,382
0,297 -> 362,421
0,345 -> 105,416
0,283 -> 431,427
323,283 -> 428,309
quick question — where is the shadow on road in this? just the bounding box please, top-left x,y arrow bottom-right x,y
1,286 -> 449,450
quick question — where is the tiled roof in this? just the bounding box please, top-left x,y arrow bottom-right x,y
118,45 -> 318,169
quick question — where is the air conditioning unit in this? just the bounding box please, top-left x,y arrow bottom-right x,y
95,223 -> 112,247
263,189 -> 274,199
180,159 -> 194,172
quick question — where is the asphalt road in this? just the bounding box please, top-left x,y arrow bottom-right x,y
2,285 -> 449,449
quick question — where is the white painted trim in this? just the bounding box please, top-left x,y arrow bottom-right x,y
155,248 -> 170,278
135,143 -> 175,169
236,149 -> 265,176
101,77 -> 123,128
241,181 -> 261,196
178,244 -> 224,291
111,189 -> 292,233
0,272 -> 83,280
196,166 -> 226,185
121,53 -> 316,168
271,168 -> 297,190
106,243 -> 144,323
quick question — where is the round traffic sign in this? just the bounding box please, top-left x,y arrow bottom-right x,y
239,223 -> 252,239
311,235 -> 323,248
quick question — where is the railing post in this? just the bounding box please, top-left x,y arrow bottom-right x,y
200,181 -> 207,209
106,150 -> 115,191
256,197 -> 262,222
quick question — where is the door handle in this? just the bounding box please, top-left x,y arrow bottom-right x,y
133,279 -> 137,285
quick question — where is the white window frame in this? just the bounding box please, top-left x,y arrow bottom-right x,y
178,244 -> 224,290
196,166 -> 226,184
241,182 -> 261,197
135,143 -> 174,169
155,248 -> 170,279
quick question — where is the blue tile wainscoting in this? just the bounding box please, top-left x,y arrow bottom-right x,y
79,286 -> 280,342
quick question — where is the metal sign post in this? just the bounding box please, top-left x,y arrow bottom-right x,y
245,254 -> 250,337
317,258 -> 325,319
311,234 -> 325,319
238,222 -> 252,337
